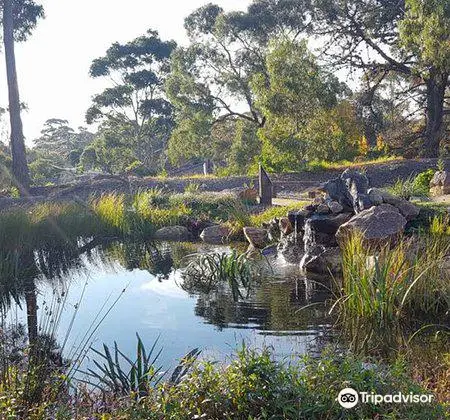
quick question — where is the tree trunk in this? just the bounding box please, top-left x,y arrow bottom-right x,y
3,0 -> 30,195
422,72 -> 447,158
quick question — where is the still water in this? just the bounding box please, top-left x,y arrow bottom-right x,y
6,240 -> 333,372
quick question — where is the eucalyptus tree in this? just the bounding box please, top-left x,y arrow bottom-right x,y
1,0 -> 44,194
307,0 -> 450,156
86,29 -> 176,173
167,2 -> 309,164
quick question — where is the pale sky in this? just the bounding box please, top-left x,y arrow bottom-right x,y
0,0 -> 250,145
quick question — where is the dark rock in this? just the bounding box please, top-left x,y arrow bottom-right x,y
341,169 -> 370,212
300,246 -> 341,274
278,234 -> 304,264
328,200 -> 344,214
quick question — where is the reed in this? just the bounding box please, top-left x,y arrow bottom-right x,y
181,251 -> 254,301
335,230 -> 449,355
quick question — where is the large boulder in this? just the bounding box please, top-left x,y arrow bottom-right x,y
243,227 -> 269,249
200,225 -> 231,244
368,188 -> 420,221
336,204 -> 407,247
430,171 -> 450,196
154,226 -> 191,241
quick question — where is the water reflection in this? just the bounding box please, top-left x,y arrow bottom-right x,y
0,238 -> 334,365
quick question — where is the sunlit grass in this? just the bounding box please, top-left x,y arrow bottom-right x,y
305,155 -> 401,172
250,203 -> 308,227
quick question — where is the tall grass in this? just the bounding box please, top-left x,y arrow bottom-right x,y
335,229 -> 449,355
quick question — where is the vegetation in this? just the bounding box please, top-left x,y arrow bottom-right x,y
336,227 -> 449,355
386,169 -> 436,199
0,343 -> 445,419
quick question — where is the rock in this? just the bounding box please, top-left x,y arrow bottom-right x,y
430,171 -> 450,196
154,226 -> 191,241
262,218 -> 281,241
328,200 -> 344,214
287,209 -> 310,233
322,169 -> 369,213
279,217 -> 293,236
304,213 -> 353,252
368,188 -> 384,206
278,234 -> 303,264
341,169 -> 370,212
300,247 -> 341,274
313,196 -> 325,205
369,188 -> 420,221
316,203 -> 330,214
243,227 -> 269,249
200,225 -> 231,244
336,204 -> 407,247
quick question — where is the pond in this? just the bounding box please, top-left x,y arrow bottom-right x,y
2,240 -> 334,373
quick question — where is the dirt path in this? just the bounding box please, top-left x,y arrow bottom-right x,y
0,158 -> 446,211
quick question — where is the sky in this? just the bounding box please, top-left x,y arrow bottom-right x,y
0,0 -> 250,145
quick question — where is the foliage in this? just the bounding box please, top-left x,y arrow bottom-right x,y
308,0 -> 450,156
336,231 -> 449,355
250,203 -> 308,227
387,170 -> 435,199
252,39 -> 359,172
182,250 -> 254,301
86,29 -> 176,174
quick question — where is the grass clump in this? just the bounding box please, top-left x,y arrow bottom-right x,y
335,230 -> 450,355
182,250 -> 254,301
387,169 -> 435,199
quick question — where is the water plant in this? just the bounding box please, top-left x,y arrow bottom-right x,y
334,231 -> 449,355
181,250 -> 254,301
79,334 -> 200,398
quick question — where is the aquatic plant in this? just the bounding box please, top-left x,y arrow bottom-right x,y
335,231 -> 449,355
79,334 -> 200,398
181,251 -> 254,301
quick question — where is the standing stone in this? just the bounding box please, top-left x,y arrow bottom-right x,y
259,164 -> 273,206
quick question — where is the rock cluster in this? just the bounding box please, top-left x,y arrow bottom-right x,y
277,169 -> 420,274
